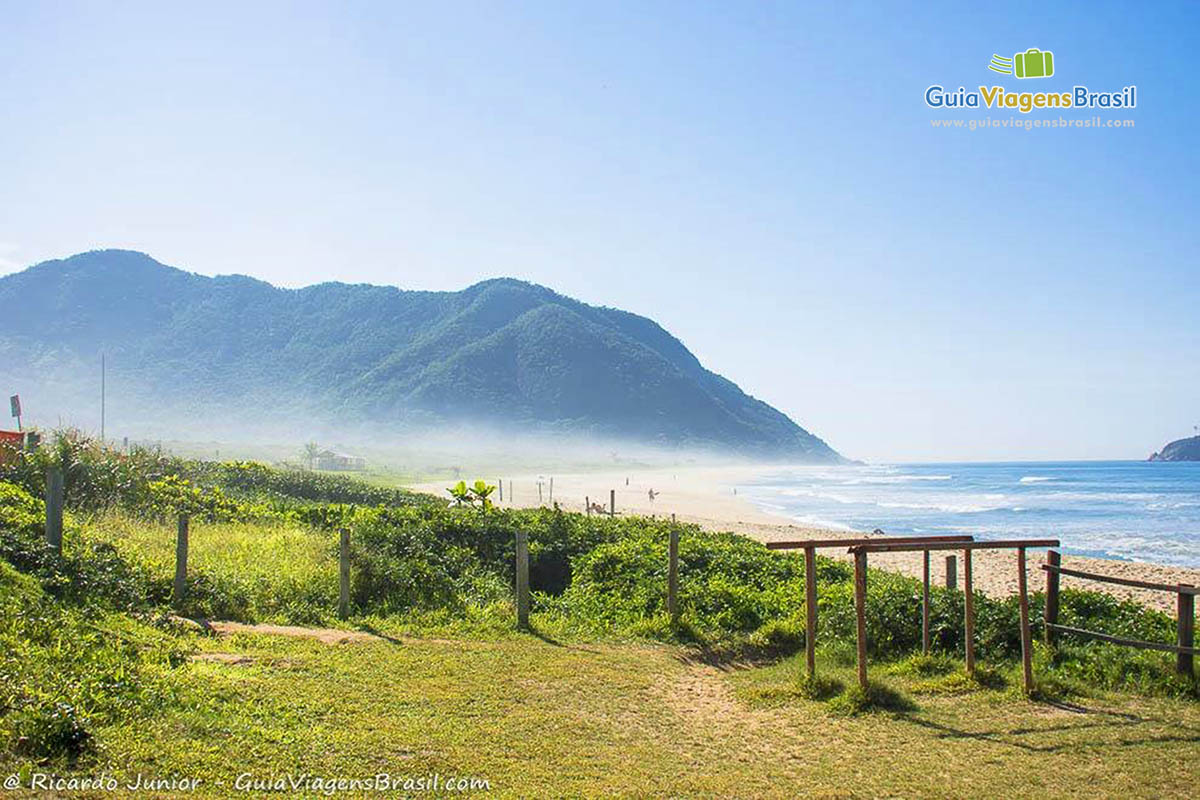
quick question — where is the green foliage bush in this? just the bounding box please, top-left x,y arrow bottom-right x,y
173,460 -> 438,509
0,482 -> 164,610
0,562 -> 182,760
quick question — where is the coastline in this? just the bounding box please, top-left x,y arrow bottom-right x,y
417,465 -> 1200,615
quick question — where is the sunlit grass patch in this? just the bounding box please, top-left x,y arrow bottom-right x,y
887,652 -> 959,678
912,665 -> 1008,695
827,681 -> 918,716
80,509 -> 338,624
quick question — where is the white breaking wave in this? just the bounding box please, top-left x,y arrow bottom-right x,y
878,500 -> 1004,514
842,474 -> 953,485
1018,476 -> 1053,484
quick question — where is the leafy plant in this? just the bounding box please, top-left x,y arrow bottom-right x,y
447,480 -> 472,506
302,442 -> 321,471
468,480 -> 497,509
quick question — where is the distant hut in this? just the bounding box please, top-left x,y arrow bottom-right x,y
314,449 -> 367,472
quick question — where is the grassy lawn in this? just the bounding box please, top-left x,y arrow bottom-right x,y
5,625 -> 1197,799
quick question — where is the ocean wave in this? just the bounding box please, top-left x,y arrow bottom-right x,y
784,515 -> 856,532
777,487 -> 857,504
1018,476 -> 1053,484
877,500 -> 1003,514
1146,501 -> 1200,510
842,474 -> 953,485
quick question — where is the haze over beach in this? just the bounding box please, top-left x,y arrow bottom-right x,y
2,4 -> 1200,797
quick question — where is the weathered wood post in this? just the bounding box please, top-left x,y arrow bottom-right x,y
549,477 -> 554,504
1044,550 -> 1061,647
1016,547 -> 1034,694
538,481 -> 543,504
853,550 -> 869,690
1179,584 -> 1195,677
804,546 -> 818,680
45,466 -> 64,554
963,549 -> 975,674
609,489 -> 615,517
667,520 -> 679,623
338,529 -> 351,620
498,480 -> 503,503
585,496 -> 591,517
922,549 -> 931,655
516,529 -> 530,628
174,513 -> 189,608
945,555 -> 957,590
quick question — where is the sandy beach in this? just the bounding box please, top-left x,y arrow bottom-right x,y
418,466 -> 1200,615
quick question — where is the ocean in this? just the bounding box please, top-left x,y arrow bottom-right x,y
741,461 -> 1200,567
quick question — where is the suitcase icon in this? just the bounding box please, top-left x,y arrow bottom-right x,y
1014,48 -> 1054,79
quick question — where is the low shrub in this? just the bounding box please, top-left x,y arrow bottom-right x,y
0,562 -> 183,761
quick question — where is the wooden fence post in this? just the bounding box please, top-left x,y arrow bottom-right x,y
854,550 -> 869,690
174,514 -> 189,608
945,555 -> 957,590
585,496 -> 591,517
516,529 -> 530,628
1017,547 -> 1034,694
804,546 -> 818,680
609,489 -> 615,517
922,550 -> 931,655
667,524 -> 679,623
498,480 -> 503,503
963,550 -> 975,674
338,529 -> 351,620
538,482 -> 543,504
1179,585 -> 1195,677
45,466 -> 64,553
549,477 -> 553,504
1044,550 -> 1061,647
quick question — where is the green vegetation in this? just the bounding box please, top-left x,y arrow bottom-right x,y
0,432 -> 1197,796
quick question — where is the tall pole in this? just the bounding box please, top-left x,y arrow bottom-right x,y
100,353 -> 106,443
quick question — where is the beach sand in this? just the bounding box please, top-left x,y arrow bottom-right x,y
417,466 -> 1200,615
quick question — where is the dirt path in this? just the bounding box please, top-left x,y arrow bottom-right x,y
655,659 -> 796,766
201,620 -> 382,644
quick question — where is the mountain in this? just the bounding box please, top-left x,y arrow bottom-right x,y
1149,435 -> 1200,462
0,250 -> 846,461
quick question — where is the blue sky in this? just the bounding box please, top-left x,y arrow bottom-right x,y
2,1 -> 1197,461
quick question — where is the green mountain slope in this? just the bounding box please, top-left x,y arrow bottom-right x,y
0,250 -> 845,461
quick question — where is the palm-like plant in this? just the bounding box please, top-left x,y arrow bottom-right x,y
468,479 -> 497,510
447,480 -> 472,506
302,442 -> 320,471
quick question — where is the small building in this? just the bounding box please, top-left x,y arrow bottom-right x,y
315,449 -> 366,471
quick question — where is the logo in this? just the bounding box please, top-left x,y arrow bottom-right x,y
924,46 -> 1136,115
989,48 -> 1055,79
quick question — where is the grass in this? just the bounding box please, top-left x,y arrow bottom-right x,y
78,509 -> 339,624
3,624 -> 1198,798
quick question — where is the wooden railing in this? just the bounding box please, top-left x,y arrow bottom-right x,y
1041,552 -> 1196,676
848,539 -> 1061,694
766,535 -> 974,680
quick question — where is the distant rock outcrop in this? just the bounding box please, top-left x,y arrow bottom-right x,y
1149,435 -> 1200,462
